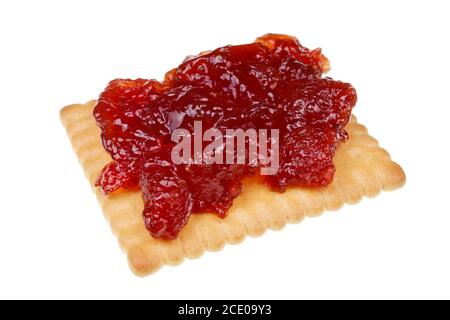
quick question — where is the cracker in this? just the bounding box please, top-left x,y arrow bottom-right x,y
60,101 -> 405,276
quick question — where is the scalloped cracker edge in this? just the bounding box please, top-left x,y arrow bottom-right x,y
60,100 -> 405,276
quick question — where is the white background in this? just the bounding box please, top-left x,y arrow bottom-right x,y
0,0 -> 449,299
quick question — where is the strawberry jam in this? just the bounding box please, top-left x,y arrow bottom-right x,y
94,34 -> 357,239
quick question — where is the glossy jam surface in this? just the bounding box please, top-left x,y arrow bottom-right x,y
94,34 -> 357,239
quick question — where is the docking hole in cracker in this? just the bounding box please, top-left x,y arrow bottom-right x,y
60,34 -> 405,276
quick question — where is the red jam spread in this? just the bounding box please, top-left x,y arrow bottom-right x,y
93,34 -> 357,239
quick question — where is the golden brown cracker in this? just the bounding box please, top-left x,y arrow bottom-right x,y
60,101 -> 405,276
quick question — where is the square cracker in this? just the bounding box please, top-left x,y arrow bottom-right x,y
60,100 -> 405,276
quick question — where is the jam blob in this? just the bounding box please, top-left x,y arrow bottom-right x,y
94,34 -> 357,239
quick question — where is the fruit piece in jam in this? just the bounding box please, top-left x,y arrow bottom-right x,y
93,34 -> 357,239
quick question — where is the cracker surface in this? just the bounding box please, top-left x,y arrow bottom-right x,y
60,101 -> 405,276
